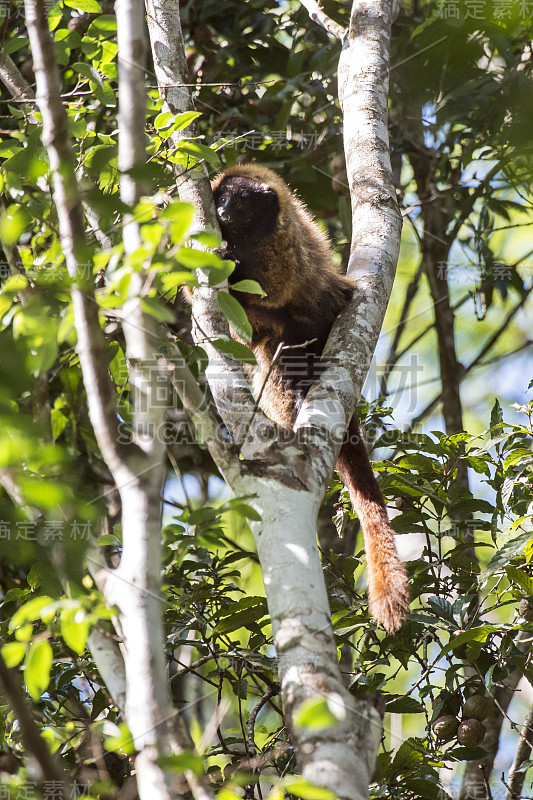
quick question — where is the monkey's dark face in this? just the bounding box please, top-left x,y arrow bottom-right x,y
213,176 -> 280,245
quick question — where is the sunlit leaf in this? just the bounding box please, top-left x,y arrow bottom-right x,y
24,640 -> 53,700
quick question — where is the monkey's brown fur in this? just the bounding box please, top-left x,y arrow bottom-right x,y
211,164 -> 410,633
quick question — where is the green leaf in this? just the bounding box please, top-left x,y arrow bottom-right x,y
438,626 -> 497,659
212,338 -> 256,364
104,722 -> 135,755
448,498 -> 494,515
72,62 -> 103,83
217,790 -> 244,800
157,752 -> 204,776
171,111 -> 202,131
162,202 -> 194,243
60,608 -> 89,654
24,640 -> 53,700
51,408 -> 68,441
192,231 -> 220,249
10,596 -> 54,630
0,205 -> 31,246
140,297 -> 177,323
402,779 -> 451,800
19,478 -> 65,509
4,38 -> 30,56
385,696 -> 425,714
484,530 -> 533,574
218,291 -> 252,343
427,596 -> 456,623
207,260 -> 236,285
214,607 -> 267,634
392,738 -> 426,771
160,271 -> 197,291
225,500 -> 262,521
175,141 -> 220,167
97,534 -> 118,546
294,696 -> 345,731
504,448 -> 533,468
230,279 -> 266,297
176,246 -> 223,270
65,0 -> 102,12
282,777 -> 335,800
91,688 -> 110,720
449,746 -> 490,762
154,112 -> 173,130
1,642 -> 26,668
505,566 -> 533,595
490,399 -> 503,428
2,274 -> 28,293
89,14 -> 117,32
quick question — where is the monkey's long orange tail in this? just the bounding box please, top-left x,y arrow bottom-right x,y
336,418 -> 410,634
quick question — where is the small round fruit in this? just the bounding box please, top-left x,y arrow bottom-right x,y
462,694 -> 492,721
519,598 -> 533,622
457,718 -> 486,747
432,714 -> 460,742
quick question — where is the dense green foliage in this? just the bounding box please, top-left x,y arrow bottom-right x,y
0,0 -> 532,798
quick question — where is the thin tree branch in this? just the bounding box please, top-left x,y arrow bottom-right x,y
0,47 -> 112,249
465,287 -> 532,373
410,289 -> 533,429
299,0 -> 346,41
0,50 -> 38,121
0,652 -> 70,796
460,631 -> 533,800
161,343 -> 239,481
379,261 -> 423,397
506,704 -> 533,800
247,684 -> 279,754
448,159 -> 508,244
144,0 -> 258,446
23,0 -> 126,476
0,472 -> 128,718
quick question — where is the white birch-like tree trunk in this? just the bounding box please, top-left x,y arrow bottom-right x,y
146,0 -> 401,797
23,2 -> 215,798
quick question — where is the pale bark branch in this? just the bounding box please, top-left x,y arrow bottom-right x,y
0,50 -> 38,121
23,0 -> 126,477
162,344 -> 239,480
105,6 -> 217,800
22,5 -> 192,798
103,4 -> 179,799
506,704 -> 533,800
296,0 -> 403,484
144,0 -> 258,445
299,0 -> 346,41
145,0 -> 399,795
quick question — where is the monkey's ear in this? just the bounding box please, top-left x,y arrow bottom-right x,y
259,184 -> 279,205
260,185 -> 280,217
256,182 -> 276,196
